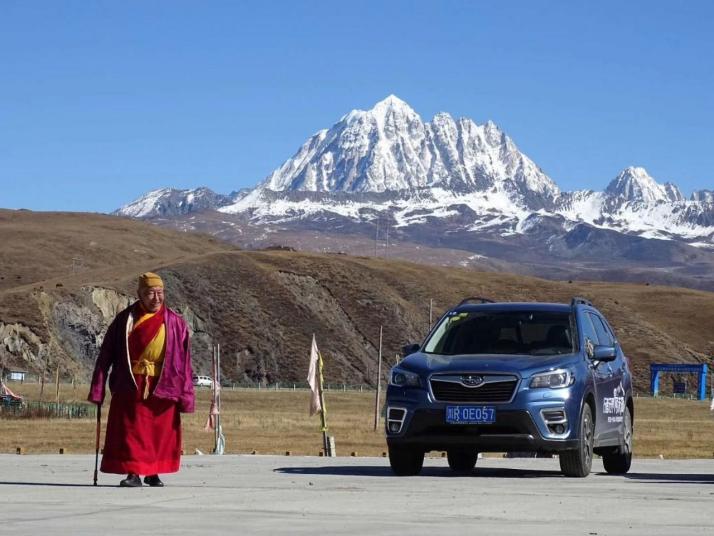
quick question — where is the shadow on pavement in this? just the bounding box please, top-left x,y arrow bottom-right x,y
0,481 -> 115,488
622,473 -> 714,484
275,466 -> 563,478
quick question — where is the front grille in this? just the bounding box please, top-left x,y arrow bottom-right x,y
430,377 -> 517,402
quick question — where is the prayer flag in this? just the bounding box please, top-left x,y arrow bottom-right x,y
307,334 -> 322,416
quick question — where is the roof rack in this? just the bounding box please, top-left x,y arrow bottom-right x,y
571,296 -> 593,308
458,296 -> 495,306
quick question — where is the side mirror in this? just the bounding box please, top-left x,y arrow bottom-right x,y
592,345 -> 617,362
401,343 -> 421,357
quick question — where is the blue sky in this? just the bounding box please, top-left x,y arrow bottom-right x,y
1,1 -> 712,212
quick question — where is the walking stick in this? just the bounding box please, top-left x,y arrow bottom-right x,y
93,404 -> 101,486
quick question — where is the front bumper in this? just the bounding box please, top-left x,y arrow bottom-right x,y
386,407 -> 578,452
386,383 -> 582,453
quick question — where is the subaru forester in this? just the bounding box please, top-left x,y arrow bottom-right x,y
386,297 -> 633,477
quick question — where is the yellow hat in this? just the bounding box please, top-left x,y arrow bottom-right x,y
138,272 -> 164,290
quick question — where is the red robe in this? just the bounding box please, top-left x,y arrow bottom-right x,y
100,305 -> 182,475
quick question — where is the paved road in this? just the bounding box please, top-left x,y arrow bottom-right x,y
1,455 -> 713,535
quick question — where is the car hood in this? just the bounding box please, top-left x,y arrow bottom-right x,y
400,352 -> 581,378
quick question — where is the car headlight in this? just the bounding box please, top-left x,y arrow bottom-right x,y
389,367 -> 421,387
529,369 -> 574,389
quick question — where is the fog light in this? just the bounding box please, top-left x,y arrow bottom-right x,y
386,406 -> 407,434
541,407 -> 568,435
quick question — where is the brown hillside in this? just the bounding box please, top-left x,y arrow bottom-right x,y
0,209 -> 233,292
0,210 -> 712,393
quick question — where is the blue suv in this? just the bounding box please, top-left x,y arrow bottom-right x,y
386,297 -> 633,477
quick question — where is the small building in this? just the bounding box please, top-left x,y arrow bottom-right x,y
6,370 -> 27,382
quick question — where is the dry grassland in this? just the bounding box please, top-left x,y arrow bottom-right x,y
2,384 -> 714,459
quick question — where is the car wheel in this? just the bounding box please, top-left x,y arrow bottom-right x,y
559,403 -> 593,478
602,406 -> 633,474
446,449 -> 478,474
388,445 -> 424,476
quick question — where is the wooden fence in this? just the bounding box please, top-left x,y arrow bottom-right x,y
0,400 -> 96,419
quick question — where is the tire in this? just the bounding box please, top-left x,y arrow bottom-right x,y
559,403 -> 594,477
388,445 -> 424,476
446,449 -> 478,474
602,406 -> 633,474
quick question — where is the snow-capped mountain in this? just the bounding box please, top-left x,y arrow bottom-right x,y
259,95 -> 558,208
115,187 -> 237,218
553,167 -> 713,244
604,167 -> 683,204
117,96 -> 714,278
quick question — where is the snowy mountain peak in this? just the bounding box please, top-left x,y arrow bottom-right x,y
692,190 -> 714,203
116,188 -> 172,217
370,94 -> 415,114
115,187 -> 233,218
605,166 -> 681,204
256,95 -> 558,205
340,94 -> 421,125
484,119 -> 500,132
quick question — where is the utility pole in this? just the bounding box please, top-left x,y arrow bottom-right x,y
55,366 -> 60,404
212,344 -> 225,455
385,223 -> 389,257
374,218 -> 379,257
373,326 -> 383,432
318,359 -> 331,456
215,344 -> 220,452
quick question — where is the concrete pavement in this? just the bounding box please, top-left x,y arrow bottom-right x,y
1,455 -> 713,535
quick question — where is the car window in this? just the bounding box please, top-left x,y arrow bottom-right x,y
600,317 -> 617,343
423,310 -> 574,356
579,313 -> 599,355
588,313 -> 614,346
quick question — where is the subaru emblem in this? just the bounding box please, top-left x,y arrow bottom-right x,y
461,374 -> 484,387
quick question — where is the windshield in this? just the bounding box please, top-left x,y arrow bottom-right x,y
423,310 -> 575,356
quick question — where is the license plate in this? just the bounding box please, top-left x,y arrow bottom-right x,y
446,405 -> 496,424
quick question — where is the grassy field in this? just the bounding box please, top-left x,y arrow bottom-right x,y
2,383 -> 714,458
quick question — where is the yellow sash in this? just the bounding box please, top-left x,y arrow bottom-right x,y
131,311 -> 166,398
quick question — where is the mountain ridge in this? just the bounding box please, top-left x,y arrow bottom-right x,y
112,96 -> 714,291
115,96 -> 713,249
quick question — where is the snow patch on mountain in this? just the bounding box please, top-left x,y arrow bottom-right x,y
221,186 -> 533,236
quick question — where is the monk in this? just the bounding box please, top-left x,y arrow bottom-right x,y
88,272 -> 195,487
